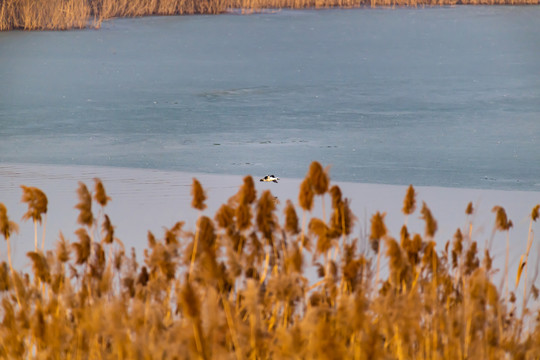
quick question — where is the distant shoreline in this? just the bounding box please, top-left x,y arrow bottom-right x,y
1,0 -> 538,31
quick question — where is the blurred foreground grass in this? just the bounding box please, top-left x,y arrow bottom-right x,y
0,161 -> 539,359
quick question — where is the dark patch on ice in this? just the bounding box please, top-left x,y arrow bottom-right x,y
198,86 -> 272,99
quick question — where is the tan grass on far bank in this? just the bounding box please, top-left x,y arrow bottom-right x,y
1,0 -> 539,31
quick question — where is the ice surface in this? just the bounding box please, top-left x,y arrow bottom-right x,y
1,7 -> 539,190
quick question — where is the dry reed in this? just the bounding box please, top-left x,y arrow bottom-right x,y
402,184 -> 416,222
93,178 -> 111,207
0,203 -> 19,275
75,181 -> 94,228
20,185 -> 48,251
0,165 -> 539,359
191,178 -> 207,211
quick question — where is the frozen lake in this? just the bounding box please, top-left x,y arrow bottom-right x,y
1,8 -> 540,305
1,6 -> 540,190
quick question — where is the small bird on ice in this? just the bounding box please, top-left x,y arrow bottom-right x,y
260,175 -> 280,183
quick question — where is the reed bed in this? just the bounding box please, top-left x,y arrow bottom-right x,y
0,0 -> 90,31
1,0 -> 538,30
0,0 -> 228,30
0,161 -> 539,359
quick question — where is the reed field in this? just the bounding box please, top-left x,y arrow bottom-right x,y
0,0 -> 538,30
0,161 -> 539,359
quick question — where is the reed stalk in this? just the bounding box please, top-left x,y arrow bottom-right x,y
189,214 -> 200,280
34,220 -> 38,252
520,205 -> 539,315
189,178 -> 206,280
41,214 -> 47,250
6,234 -> 14,276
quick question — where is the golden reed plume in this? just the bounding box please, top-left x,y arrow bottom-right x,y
420,201 -> 437,238
284,200 -> 299,235
191,178 -> 207,211
0,203 -> 18,240
402,184 -> 416,216
93,178 -> 111,207
492,205 -> 513,231
75,182 -> 94,228
20,185 -> 48,251
308,161 -> 329,196
20,186 -> 48,224
298,177 -> 314,212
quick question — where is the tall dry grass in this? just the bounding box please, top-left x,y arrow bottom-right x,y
0,0 -> 91,30
1,0 -> 539,30
0,0 -> 229,30
1,161 -> 539,358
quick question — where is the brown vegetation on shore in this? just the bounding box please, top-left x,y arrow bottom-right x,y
0,0 -> 538,31
0,0 -> 90,30
0,161 -> 539,358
